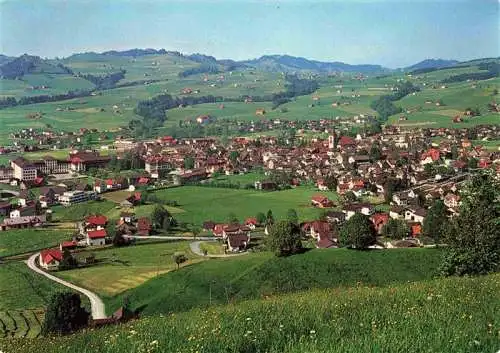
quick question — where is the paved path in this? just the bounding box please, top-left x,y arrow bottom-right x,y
189,241 -> 249,258
124,235 -> 216,241
26,253 -> 107,319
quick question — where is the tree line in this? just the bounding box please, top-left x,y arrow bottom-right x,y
370,81 -> 420,121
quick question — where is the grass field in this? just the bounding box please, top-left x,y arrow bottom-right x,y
198,241 -> 225,255
106,248 -> 443,315
0,228 -> 72,258
153,186 -> 339,225
5,273 -> 497,353
56,241 -> 203,297
0,262 -> 68,311
0,309 -> 44,338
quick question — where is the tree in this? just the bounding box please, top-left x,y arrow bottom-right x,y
468,157 -> 478,169
191,226 -> 201,239
384,179 -> 395,203
229,151 -> 239,164
440,173 -> 500,276
162,216 -> 172,231
369,145 -> 382,161
184,156 -> 195,170
172,252 -> 187,269
256,212 -> 266,225
324,174 -> 338,191
266,209 -> 274,226
267,220 -> 303,257
41,292 -> 90,335
35,200 -> 43,215
286,208 -> 298,224
227,212 -> 239,224
113,232 -> 128,247
381,218 -> 409,239
106,219 -> 117,239
339,213 -> 376,249
151,205 -> 167,229
451,145 -> 458,160
344,191 -> 357,203
59,249 -> 77,270
423,199 -> 449,244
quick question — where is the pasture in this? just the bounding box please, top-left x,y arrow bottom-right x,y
152,185 -> 339,225
106,248 -> 444,315
0,228 -> 72,258
56,240 -> 202,297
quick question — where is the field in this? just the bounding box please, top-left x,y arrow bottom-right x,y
106,248 -> 443,315
4,273 -> 498,353
0,228 -> 73,258
56,241 -> 203,297
153,186 -> 340,225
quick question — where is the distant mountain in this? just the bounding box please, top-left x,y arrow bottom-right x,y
0,54 -> 13,65
101,48 -> 167,57
240,55 -> 388,73
405,59 -> 459,72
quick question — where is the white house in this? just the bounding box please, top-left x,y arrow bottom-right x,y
404,207 -> 427,223
86,229 -> 107,246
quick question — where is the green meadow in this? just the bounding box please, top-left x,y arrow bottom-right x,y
0,228 -> 72,258
153,186 -> 339,225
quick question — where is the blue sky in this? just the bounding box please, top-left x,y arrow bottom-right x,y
0,0 -> 498,67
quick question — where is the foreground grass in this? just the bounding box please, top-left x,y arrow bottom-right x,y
106,248 -> 443,316
3,274 -> 498,353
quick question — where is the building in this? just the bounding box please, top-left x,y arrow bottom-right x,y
39,249 -> 63,270
311,195 -> 334,208
404,207 -> 427,223
59,190 -> 97,206
11,158 -> 37,181
0,215 -> 46,231
144,156 -> 171,179
69,151 -> 110,172
343,203 -> 375,220
86,229 -> 107,246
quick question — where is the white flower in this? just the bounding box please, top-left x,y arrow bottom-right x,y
310,330 -> 316,334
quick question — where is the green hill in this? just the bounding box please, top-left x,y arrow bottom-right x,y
3,273 -> 498,353
105,248 -> 443,316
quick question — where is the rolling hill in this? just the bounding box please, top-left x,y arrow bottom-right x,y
405,58 -> 459,72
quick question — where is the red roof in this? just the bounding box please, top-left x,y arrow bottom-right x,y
338,136 -> 355,147
213,224 -> 228,237
137,177 -> 150,185
106,179 -> 114,186
40,249 -> 63,264
370,212 -> 389,227
87,229 -> 107,239
86,215 -> 108,226
245,218 -> 258,225
33,176 -> 44,185
61,240 -> 77,248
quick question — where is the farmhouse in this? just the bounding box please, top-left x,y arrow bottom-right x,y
86,229 -> 107,246
311,194 -> 334,208
0,215 -> 46,231
39,249 -> 63,270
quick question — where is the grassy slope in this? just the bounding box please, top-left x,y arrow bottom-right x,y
0,262 -> 68,310
153,186 -> 339,224
56,241 -> 202,296
106,248 -> 443,316
0,228 -> 72,258
4,273 -> 498,353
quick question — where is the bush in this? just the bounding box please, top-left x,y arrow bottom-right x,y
339,213 -> 376,249
267,220 -> 303,257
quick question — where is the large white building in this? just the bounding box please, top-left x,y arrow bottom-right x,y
11,158 -> 37,181
59,190 -> 97,206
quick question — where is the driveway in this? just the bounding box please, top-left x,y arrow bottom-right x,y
26,253 -> 107,319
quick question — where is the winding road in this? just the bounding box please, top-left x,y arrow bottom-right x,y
26,253 -> 107,319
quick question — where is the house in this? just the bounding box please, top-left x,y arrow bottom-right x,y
39,249 -> 63,270
255,109 -> 266,116
212,224 -> 227,237
404,207 -> 427,223
137,217 -> 152,236
370,212 -> 390,234
244,218 -> 258,229
409,223 -> 422,237
311,195 -> 334,208
85,215 -> 108,231
324,211 -> 345,224
389,206 -> 405,219
338,136 -> 356,149
222,224 -> 251,240
60,240 -> 78,251
343,203 -> 375,220
119,212 -> 135,224
86,229 -> 107,246
0,215 -> 46,231
392,190 -> 417,206
310,220 -> 337,248
254,180 -> 278,191
9,204 -> 36,218
443,193 -> 460,209
316,179 -> 329,191
420,148 -> 440,165
0,202 -> 12,216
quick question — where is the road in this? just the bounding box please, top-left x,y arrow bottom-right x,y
124,235 -> 216,241
26,253 -> 107,320
189,241 -> 249,258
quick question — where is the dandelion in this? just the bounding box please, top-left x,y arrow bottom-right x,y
246,317 -> 252,321
310,330 -> 316,334
150,340 -> 158,346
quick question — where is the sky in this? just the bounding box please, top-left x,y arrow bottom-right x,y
0,0 -> 498,68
